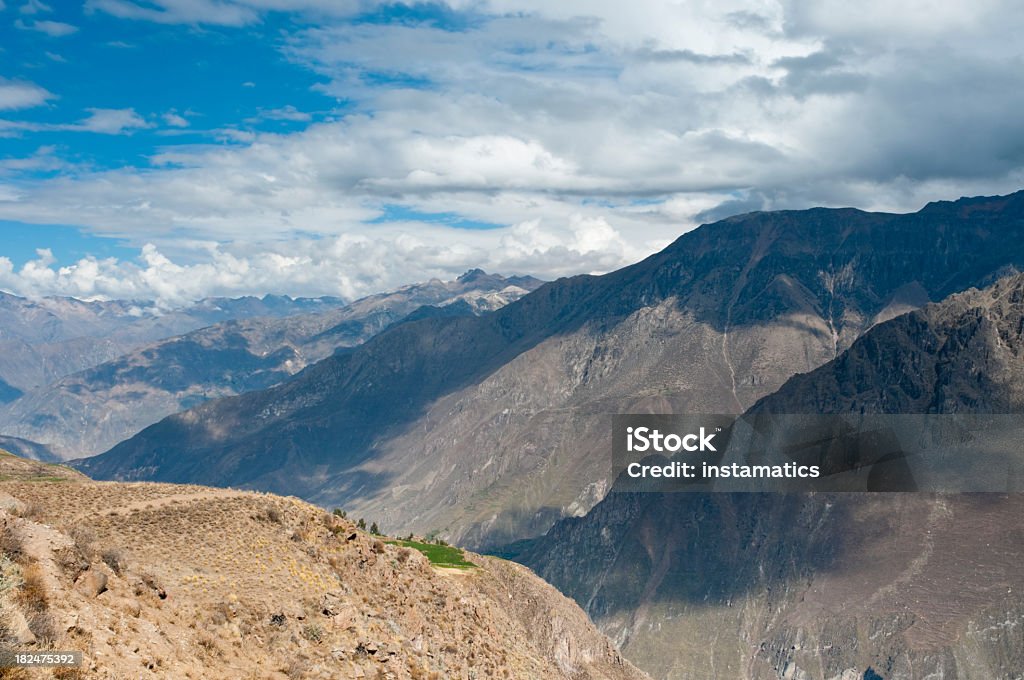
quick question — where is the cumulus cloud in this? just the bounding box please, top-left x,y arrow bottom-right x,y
3,0 -> 1024,305
0,219 -> 644,305
0,78 -> 55,110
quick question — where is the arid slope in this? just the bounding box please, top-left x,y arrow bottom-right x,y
0,451 -> 644,680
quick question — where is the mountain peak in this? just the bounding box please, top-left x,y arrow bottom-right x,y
457,268 -> 491,283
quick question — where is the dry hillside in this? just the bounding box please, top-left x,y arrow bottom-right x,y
0,451 -> 646,680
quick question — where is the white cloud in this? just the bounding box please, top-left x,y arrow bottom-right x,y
0,221 -> 643,306
162,111 -> 189,127
75,108 -> 152,133
2,0 -> 1023,304
85,0 -> 361,26
0,107 -> 152,135
19,0 -> 51,14
255,105 -> 312,122
15,18 -> 78,35
0,78 -> 55,110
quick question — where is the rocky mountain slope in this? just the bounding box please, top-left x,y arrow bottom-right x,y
0,292 -> 350,394
517,273 -> 1024,679
0,450 -> 644,680
79,192 -> 1024,548
0,271 -> 540,458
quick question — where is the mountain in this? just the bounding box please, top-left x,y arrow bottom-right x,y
0,435 -> 58,462
516,273 -> 1024,679
0,291 -> 349,393
0,451 -> 645,680
0,272 -> 541,459
745,272 -> 1024,415
77,192 -> 1024,548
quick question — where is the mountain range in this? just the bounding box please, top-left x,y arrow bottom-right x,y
0,270 -> 540,458
0,291 -> 349,396
80,192 -> 1024,553
7,191 -> 1024,679
515,271 -> 1024,679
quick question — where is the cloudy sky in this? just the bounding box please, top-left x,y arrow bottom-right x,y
1,0 -> 1023,305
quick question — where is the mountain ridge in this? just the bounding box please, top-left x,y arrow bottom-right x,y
518,271 -> 1024,679
79,191 -> 1024,549
0,272 -> 541,459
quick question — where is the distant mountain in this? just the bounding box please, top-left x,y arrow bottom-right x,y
0,272 -> 541,458
518,273 -> 1024,679
78,192 -> 1024,548
0,434 -> 58,462
0,291 -> 349,393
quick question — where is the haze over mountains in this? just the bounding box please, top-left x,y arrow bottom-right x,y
519,271 -> 1024,679
81,192 -> 1024,551
0,271 -> 540,459
0,291 -> 349,397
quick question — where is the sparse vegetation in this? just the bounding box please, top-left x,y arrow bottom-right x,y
101,547 -> 128,575
0,524 -> 24,562
0,554 -> 22,594
385,539 -> 477,569
66,525 -> 98,560
16,563 -> 48,613
0,460 -> 634,680
301,623 -> 324,643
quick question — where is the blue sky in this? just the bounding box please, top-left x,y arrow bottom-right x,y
1,1 -> 1023,305
1,2 -> 335,265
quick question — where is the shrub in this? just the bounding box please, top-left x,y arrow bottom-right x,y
0,524 -> 24,561
369,522 -> 380,535
371,540 -> 385,555
16,502 -> 44,521
101,548 -> 127,576
16,563 -> 48,613
301,623 -> 324,643
284,658 -> 310,679
66,525 -> 97,560
356,518 -> 366,530
332,508 -> 347,519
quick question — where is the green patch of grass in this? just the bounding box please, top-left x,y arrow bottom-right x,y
385,539 -> 477,569
0,474 -> 69,483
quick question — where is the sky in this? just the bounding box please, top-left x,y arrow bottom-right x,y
1,0 -> 1023,306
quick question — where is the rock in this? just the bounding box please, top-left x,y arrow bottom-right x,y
0,492 -> 26,515
8,608 -> 37,645
76,569 -> 108,597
